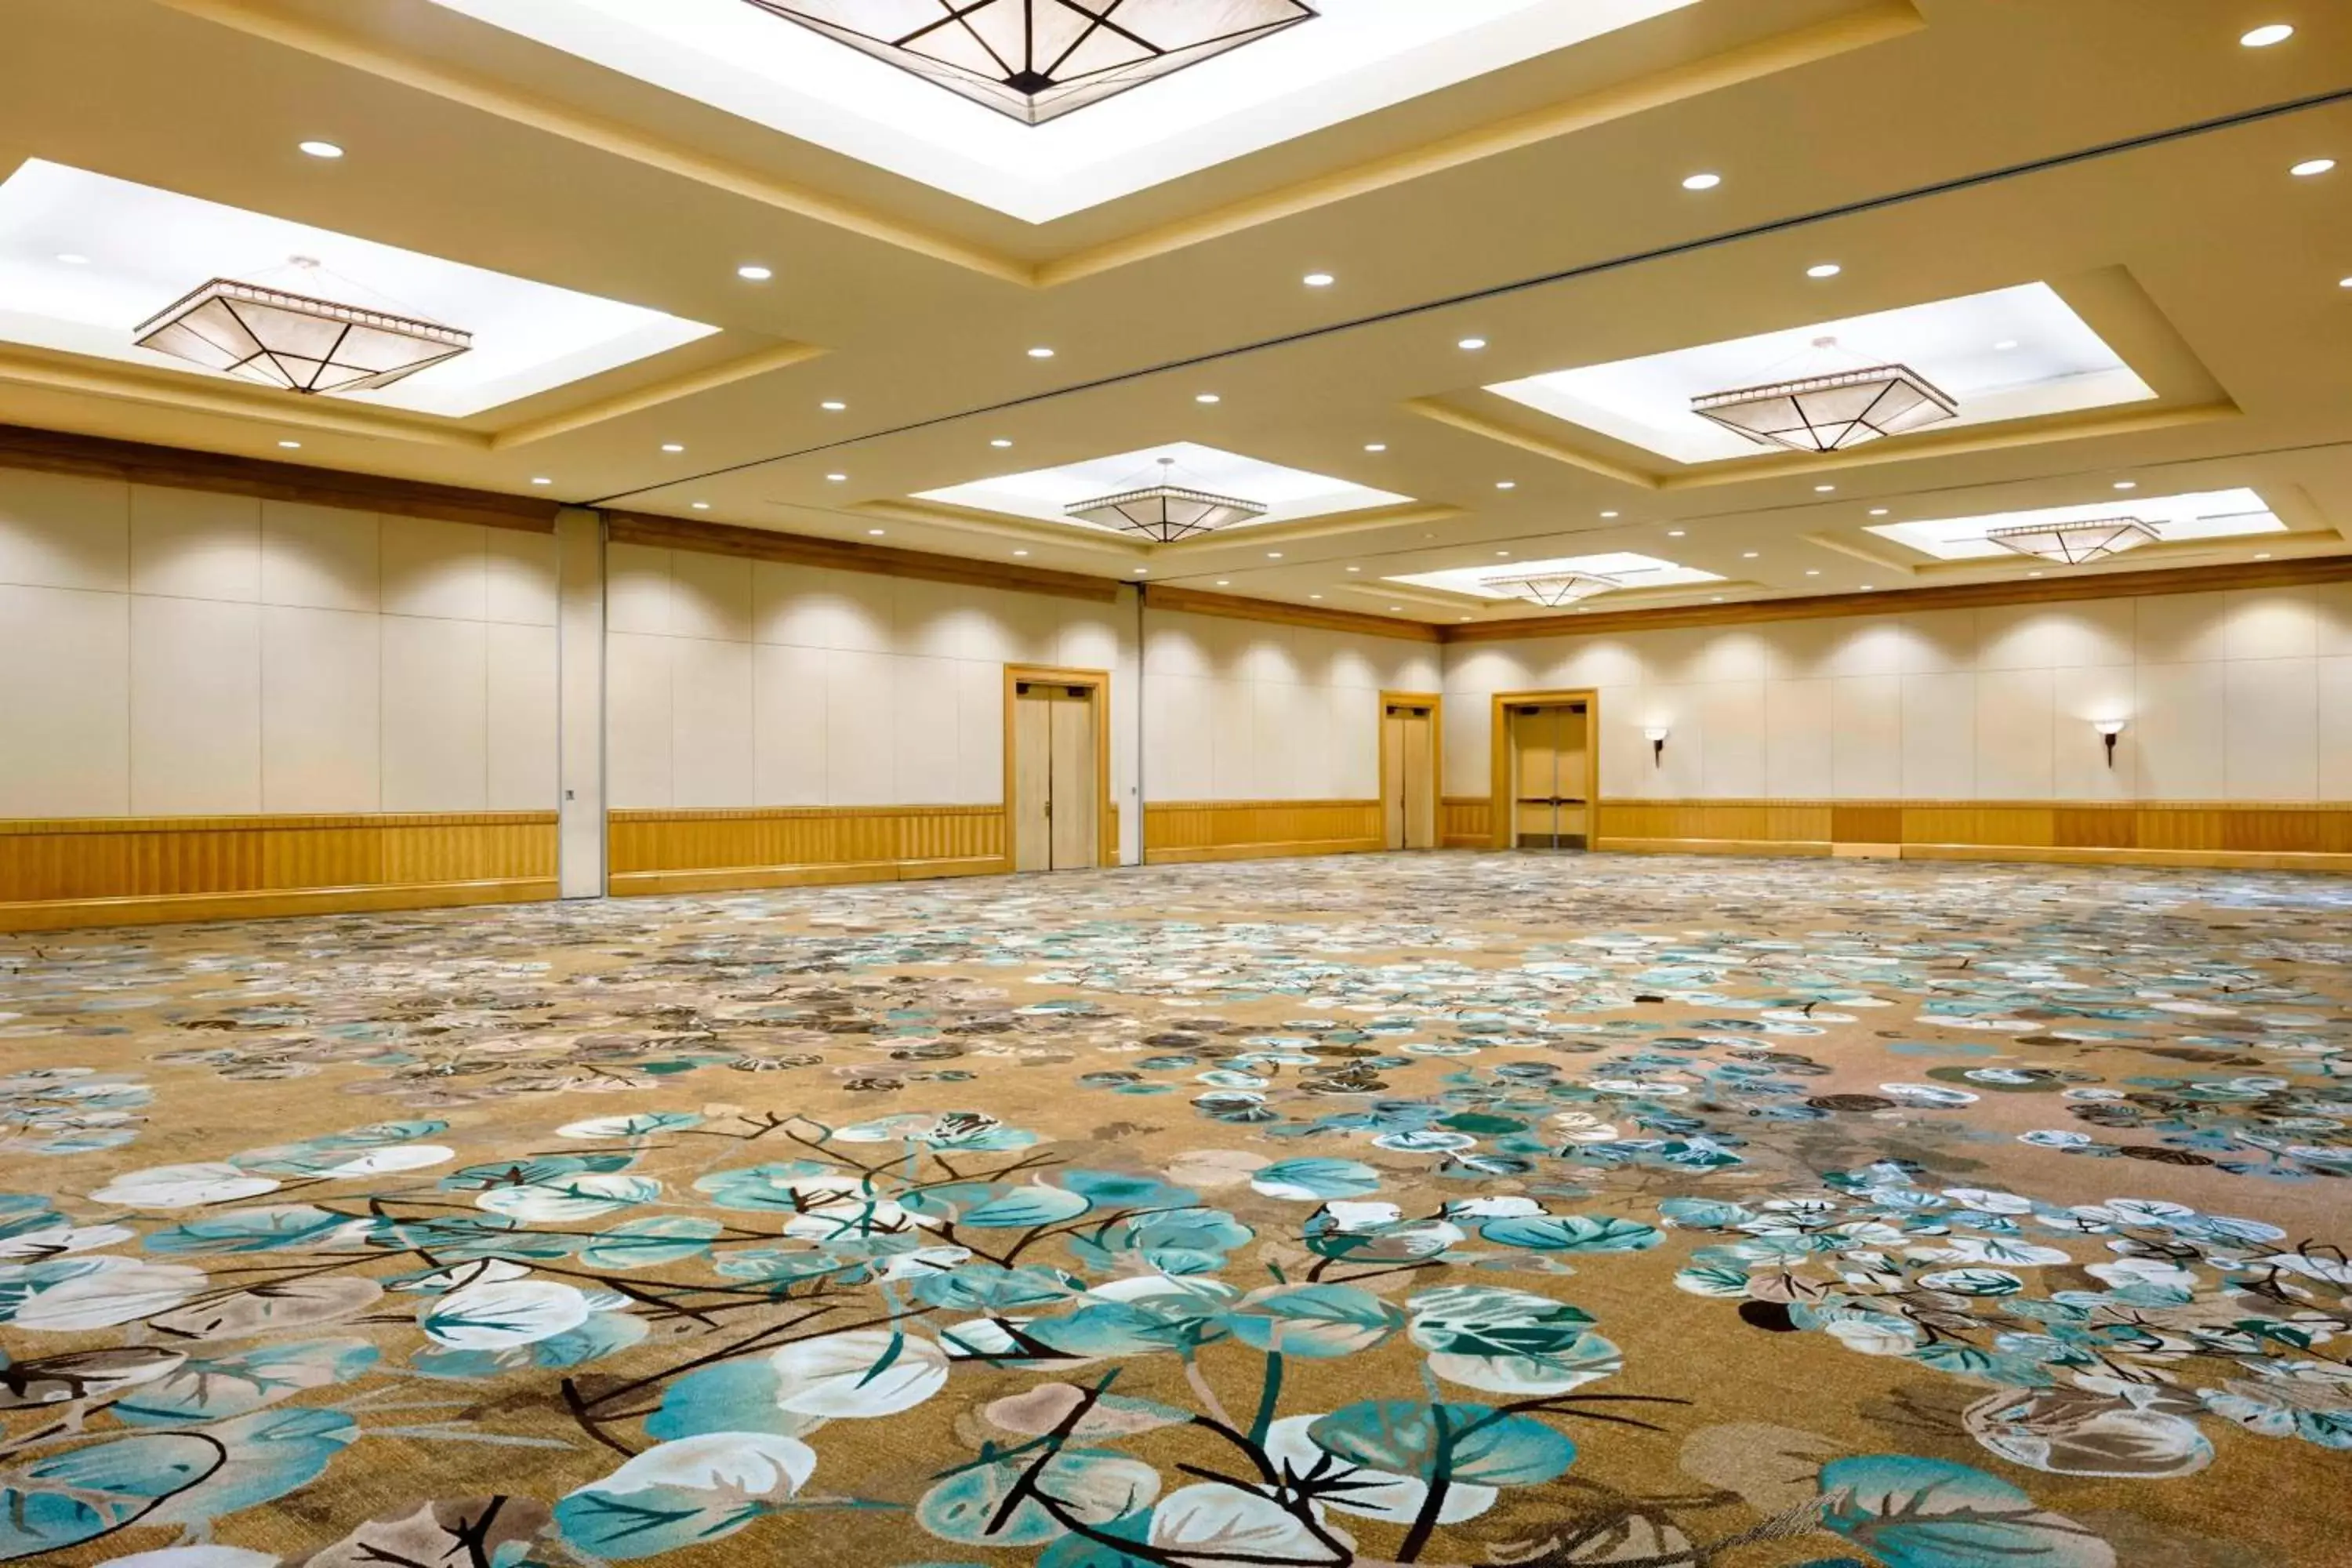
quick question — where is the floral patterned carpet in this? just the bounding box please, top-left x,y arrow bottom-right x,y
4,851 -> 2350,1568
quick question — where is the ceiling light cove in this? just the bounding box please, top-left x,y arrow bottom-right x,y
0,160 -> 717,417
428,0 -> 1700,222
1867,487 -> 2285,561
1486,282 -> 2153,465
914,441 -> 1410,539
1390,550 -> 1722,601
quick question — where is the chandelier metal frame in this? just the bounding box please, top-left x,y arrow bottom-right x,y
133,277 -> 473,397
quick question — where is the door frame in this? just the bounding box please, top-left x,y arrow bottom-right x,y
1003,665 -> 1116,870
1378,690 -> 1445,851
1488,688 -> 1601,851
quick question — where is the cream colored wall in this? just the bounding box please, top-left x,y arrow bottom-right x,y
1142,608 -> 1442,800
1442,586 -> 2352,802
603,543 -> 1135,812
0,468 -> 558,818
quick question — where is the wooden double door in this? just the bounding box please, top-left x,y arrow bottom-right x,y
1381,697 -> 1439,851
1011,677 -> 1102,872
1504,697 -> 1593,851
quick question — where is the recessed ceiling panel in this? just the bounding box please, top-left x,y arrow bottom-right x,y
1868,488 -> 2285,560
1486,283 -> 2155,465
0,159 -> 718,419
426,0 -> 1699,222
915,441 -> 1410,535
1388,550 -> 1722,598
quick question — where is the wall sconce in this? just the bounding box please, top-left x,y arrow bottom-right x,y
2094,718 -> 2127,768
1644,726 -> 1671,768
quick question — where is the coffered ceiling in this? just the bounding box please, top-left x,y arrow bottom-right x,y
1,0 -> 2347,628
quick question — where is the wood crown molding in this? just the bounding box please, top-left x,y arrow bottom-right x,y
1145,584 -> 1442,643
1448,551 -> 2352,641
607,512 -> 1121,603
0,422 -> 559,532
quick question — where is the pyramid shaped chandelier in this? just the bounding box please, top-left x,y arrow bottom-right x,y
1067,457 -> 1266,544
745,0 -> 1318,125
133,258 -> 470,397
1482,572 -> 1624,608
1692,336 -> 1958,454
1986,517 -> 2157,565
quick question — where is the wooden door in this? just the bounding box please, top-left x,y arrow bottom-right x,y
1049,686 -> 1097,870
1556,702 -> 1590,848
1512,706 -> 1557,848
1383,702 -> 1436,850
1012,683 -> 1056,872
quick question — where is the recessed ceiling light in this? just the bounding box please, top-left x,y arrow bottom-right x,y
660,443 -> 684,453
826,473 -> 848,482
1310,593 -> 1323,600
2256,551 -> 2273,560
869,528 -> 887,536
691,501 -> 710,510
1494,550 -> 1511,557
1346,565 -> 1360,572
1196,393 -> 1221,404
1388,605 -> 1403,612
1742,550 -> 1759,558
1495,481 -> 1516,490
1457,337 -> 1487,350
1814,484 -> 1837,493
278,440 -> 301,449
1599,510 -> 1620,519
1267,551 -> 1284,559
1217,579 -> 1230,586
2341,276 -> 2352,289
1682,172 -> 1722,191
1860,584 -> 1875,591
1133,567 -> 1148,575
1303,272 -> 1335,287
820,400 -> 846,411
1806,263 -> 1842,279
2292,158 -> 2336,177
1667,529 -> 1686,538
738,265 -> 774,281
2241,23 -> 2294,46
56,252 -> 88,265
1711,596 -> 1725,602
1459,615 -> 1472,622
298,140 -> 344,159
1806,568 -> 1821,575
1994,339 -> 2020,350
531,477 -> 553,486
2113,481 -> 2137,490
1868,507 -> 1890,516
1013,549 -> 1029,557
1028,347 -> 1056,358
1364,443 -> 1387,452
992,438 -> 1014,448
2028,570 -> 2044,578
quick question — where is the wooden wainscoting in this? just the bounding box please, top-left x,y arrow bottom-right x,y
1144,800 -> 1385,864
1587,799 -> 2352,872
0,812 -> 560,931
1440,797 -> 1494,848
608,806 -> 1011,895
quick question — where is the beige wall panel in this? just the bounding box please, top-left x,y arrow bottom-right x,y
1145,617 -> 1212,679
1901,672 -> 1977,799
1775,614 -> 1900,679
1832,675 -> 1902,798
667,549 -> 754,643
1443,691 -> 1490,797
604,630 -> 675,810
1899,608 -> 1981,674
824,648 -> 897,805
485,528 -> 561,627
131,594 -> 260,815
262,501 -> 379,612
670,637 -> 756,808
2309,585 -> 2352,657
1975,667 -> 2057,799
0,468 -> 128,591
381,517 -> 491,622
1208,678 -> 1261,800
1765,678 -> 1836,798
2050,664 -> 2139,798
891,655 -> 962,807
1444,644 -> 1523,699
1552,635 -> 1643,690
1250,681 -> 1308,800
262,605 -> 380,814
1233,625 -> 1302,688
382,615 -> 488,812
1145,674 -> 1214,800
0,584 -> 129,816
2135,591 -> 2233,666
754,562 -> 895,652
1682,627 -> 1776,685
130,485 -> 260,603
1328,690 -> 1381,798
2321,657 -> 2352,800
1976,600 -> 2136,670
953,658 -> 1005,806
605,543 -> 674,635
753,641 -> 829,807
1697,681 -> 1766,797
2133,662 -> 2229,800
2226,589 -> 2319,662
486,622 -> 560,811
2224,658 -> 2318,801
1058,609 -> 1124,676
1594,684 -> 1642,794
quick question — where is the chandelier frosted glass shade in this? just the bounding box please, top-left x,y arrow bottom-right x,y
1986,517 -> 2157,565
1482,572 -> 1623,608
1068,462 -> 1267,543
134,278 -> 471,396
1692,363 -> 1958,453
744,0 -> 1316,124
